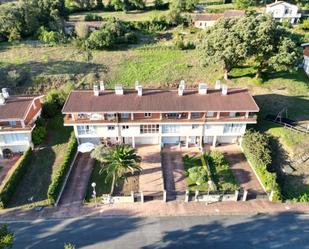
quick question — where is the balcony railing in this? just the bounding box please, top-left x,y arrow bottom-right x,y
0,124 -> 33,132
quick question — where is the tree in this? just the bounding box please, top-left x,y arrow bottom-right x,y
234,0 -> 253,9
109,0 -> 145,11
170,0 -> 198,12
0,224 -> 14,249
91,144 -> 142,194
198,18 -> 247,79
154,0 -> 164,9
0,3 -> 22,41
242,15 -> 301,78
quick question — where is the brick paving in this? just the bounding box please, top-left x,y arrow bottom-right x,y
58,152 -> 94,207
215,145 -> 265,194
136,145 -> 164,194
0,155 -> 20,185
162,146 -> 200,193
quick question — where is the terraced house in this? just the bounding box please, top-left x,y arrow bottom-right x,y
0,89 -> 43,158
62,82 -> 259,148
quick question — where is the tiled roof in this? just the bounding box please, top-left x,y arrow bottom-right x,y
0,96 -> 36,120
62,88 -> 259,113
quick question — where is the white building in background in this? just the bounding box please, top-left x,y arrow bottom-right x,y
265,1 -> 301,24
62,82 -> 259,149
0,89 -> 43,158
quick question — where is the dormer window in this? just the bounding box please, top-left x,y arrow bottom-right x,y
191,112 -> 201,118
121,113 -> 130,119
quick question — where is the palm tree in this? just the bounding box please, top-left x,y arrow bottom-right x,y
91,144 -> 142,195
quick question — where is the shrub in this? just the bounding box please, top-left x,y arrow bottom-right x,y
37,26 -> 60,45
0,149 -> 32,208
75,22 -> 90,39
0,224 -> 14,248
188,166 -> 208,186
32,118 -> 47,145
47,132 -> 77,204
84,13 -> 103,21
207,150 -> 238,192
242,130 -> 281,200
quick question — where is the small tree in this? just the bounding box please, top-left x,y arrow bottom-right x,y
91,144 -> 142,194
234,0 -> 253,9
0,224 -> 14,249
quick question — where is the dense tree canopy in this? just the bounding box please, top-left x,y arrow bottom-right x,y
198,15 -> 301,79
0,0 -> 66,41
108,0 -> 145,11
170,0 -> 198,12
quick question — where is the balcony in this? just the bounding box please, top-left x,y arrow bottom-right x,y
0,123 -> 33,132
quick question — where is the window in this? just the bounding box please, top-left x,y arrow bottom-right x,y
140,124 -> 159,134
223,124 -> 243,133
144,113 -> 152,117
199,22 -> 202,26
191,112 -> 201,118
107,126 -> 115,130
206,112 -> 214,117
122,125 -> 129,130
77,125 -> 95,135
9,121 -> 17,126
229,112 -> 236,117
3,133 -> 26,144
192,124 -> 199,129
121,113 -> 130,119
162,125 -> 180,133
77,113 -> 90,120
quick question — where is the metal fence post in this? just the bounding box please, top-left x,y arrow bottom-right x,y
242,190 -> 248,201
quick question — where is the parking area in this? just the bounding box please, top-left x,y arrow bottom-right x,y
215,144 -> 265,194
0,155 -> 20,185
161,145 -> 200,193
136,145 -> 164,194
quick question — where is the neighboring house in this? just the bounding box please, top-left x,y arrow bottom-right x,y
194,10 -> 245,29
265,1 -> 301,24
0,89 -> 43,158
302,43 -> 309,76
62,82 -> 259,149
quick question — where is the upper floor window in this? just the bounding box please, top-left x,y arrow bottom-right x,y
191,112 -> 201,118
206,112 -> 214,117
223,124 -> 243,134
144,113 -> 152,117
121,113 -> 130,119
78,113 -> 90,120
9,121 -> 17,126
3,133 -> 26,144
192,124 -> 199,129
140,124 -> 159,134
122,125 -> 129,130
77,125 -> 95,135
229,112 -> 236,117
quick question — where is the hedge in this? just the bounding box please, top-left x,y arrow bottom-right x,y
47,132 -> 77,204
242,130 -> 281,201
0,148 -> 32,208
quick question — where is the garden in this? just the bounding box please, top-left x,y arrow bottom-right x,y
183,150 -> 239,193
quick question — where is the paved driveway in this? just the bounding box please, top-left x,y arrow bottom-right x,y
58,152 -> 94,207
161,146 -> 199,193
0,155 -> 20,185
136,145 -> 164,194
216,145 -> 265,194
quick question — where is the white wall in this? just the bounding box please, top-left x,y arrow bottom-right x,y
266,3 -> 300,23
304,55 -> 309,75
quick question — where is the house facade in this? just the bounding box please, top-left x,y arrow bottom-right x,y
265,1 -> 301,24
194,10 -> 245,29
62,82 -> 259,149
302,43 -> 309,76
0,89 -> 43,158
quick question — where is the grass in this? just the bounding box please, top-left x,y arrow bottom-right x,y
8,115 -> 72,208
85,161 -> 111,203
69,9 -> 169,22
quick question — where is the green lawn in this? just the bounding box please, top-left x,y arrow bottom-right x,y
8,115 -> 72,208
85,161 -> 112,203
69,9 -> 169,22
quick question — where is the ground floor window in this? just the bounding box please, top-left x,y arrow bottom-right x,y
162,125 -> 180,133
2,133 -> 27,144
140,124 -> 159,134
